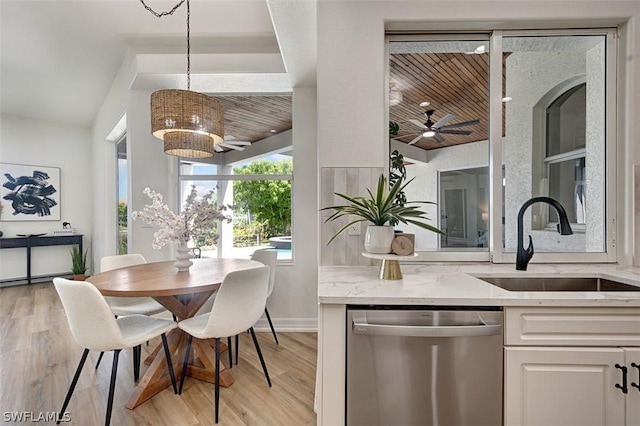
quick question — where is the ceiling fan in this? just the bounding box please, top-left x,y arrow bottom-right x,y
398,110 -> 479,144
215,135 -> 252,152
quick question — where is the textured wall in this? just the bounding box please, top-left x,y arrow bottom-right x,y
502,44 -> 605,252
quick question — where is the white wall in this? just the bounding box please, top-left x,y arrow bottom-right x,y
317,0 -> 640,265
404,140 -> 489,250
265,86 -> 319,329
0,114 -> 92,281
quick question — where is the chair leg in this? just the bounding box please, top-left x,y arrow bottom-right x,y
249,327 -> 272,387
215,338 -> 220,424
178,335 -> 193,395
95,351 -> 105,369
264,307 -> 279,345
161,333 -> 177,394
57,348 -> 89,425
235,334 -> 239,365
105,349 -> 121,426
133,345 -> 141,382
227,336 -> 233,368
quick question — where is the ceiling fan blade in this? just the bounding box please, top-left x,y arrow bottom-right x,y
438,119 -> 480,130
433,133 -> 445,143
407,134 -> 423,145
214,144 -> 224,152
220,143 -> 245,151
226,141 -> 251,146
391,132 -> 423,141
409,119 -> 425,128
432,113 -> 456,129
438,129 -> 472,135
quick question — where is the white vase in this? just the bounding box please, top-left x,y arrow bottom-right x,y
175,242 -> 193,272
364,225 -> 395,254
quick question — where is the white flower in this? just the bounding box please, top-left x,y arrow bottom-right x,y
132,186 -> 232,249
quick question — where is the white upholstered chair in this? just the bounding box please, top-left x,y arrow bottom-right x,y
96,254 -> 168,379
231,249 -> 278,365
100,254 -> 166,317
251,249 -> 278,343
53,278 -> 177,426
177,266 -> 272,424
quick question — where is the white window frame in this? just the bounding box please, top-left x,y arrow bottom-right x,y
386,28 -> 618,264
543,148 -> 587,231
178,169 -> 294,264
490,28 -> 617,264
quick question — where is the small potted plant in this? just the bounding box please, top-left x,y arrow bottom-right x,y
322,174 -> 443,253
70,245 -> 88,280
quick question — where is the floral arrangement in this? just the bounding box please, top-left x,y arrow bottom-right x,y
132,186 -> 232,249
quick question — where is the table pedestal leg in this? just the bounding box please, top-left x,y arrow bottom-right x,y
125,328 -> 234,409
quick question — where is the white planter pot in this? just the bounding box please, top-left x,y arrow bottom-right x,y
364,225 -> 395,254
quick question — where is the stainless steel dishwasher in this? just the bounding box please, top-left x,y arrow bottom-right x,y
346,306 -> 503,426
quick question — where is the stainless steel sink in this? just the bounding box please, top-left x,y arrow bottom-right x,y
476,276 -> 640,292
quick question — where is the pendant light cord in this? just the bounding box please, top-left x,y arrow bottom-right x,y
139,0 -> 191,90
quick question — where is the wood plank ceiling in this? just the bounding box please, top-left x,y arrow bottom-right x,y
213,95 -> 292,151
389,52 -> 491,151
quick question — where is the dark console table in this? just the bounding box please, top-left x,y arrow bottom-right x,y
0,235 -> 83,284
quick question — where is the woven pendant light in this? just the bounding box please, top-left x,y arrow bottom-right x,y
143,0 -> 223,158
151,89 -> 224,158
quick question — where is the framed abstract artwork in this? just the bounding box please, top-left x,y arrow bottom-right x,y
0,163 -> 61,221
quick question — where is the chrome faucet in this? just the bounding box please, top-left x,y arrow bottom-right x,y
517,196 -> 573,271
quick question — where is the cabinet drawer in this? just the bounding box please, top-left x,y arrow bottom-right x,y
505,307 -> 640,346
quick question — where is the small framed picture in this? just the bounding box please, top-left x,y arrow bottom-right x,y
0,163 -> 61,221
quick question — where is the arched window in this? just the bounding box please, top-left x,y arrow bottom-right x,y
544,83 -> 586,226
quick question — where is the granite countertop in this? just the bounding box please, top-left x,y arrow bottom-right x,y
319,263 -> 640,307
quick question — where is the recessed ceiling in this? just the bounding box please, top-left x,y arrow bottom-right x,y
216,95 -> 292,150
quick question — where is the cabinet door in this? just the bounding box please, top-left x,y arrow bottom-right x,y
626,348 -> 640,425
505,347 -> 626,426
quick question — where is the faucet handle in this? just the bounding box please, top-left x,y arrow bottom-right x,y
526,235 -> 534,256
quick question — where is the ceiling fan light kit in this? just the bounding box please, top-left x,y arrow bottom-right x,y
394,108 -> 480,146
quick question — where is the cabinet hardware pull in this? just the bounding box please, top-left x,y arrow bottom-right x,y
614,364 -> 628,394
631,362 -> 640,392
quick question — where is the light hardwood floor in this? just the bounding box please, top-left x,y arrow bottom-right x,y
0,282 -> 317,425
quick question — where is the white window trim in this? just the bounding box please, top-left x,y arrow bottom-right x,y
492,28 -> 617,264
178,169 -> 294,263
386,29 -> 617,264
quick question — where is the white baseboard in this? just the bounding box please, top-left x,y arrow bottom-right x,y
252,317 -> 318,333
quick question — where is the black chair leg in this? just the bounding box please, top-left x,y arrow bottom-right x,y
105,349 -> 121,426
215,338 -> 220,424
178,335 -> 193,395
133,345 -> 141,382
95,351 -> 105,369
249,327 -> 272,387
264,307 -> 279,345
235,334 -> 239,365
161,333 -> 177,394
57,348 -> 89,425
227,336 -> 233,368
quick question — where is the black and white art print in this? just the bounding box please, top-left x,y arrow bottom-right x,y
0,163 -> 61,221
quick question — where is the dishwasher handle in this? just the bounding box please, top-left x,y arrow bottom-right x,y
352,320 -> 502,338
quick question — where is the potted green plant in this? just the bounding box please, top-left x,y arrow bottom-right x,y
322,173 -> 443,253
70,245 -> 88,280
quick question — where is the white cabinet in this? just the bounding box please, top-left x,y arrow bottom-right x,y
504,307 -> 640,426
626,348 -> 640,423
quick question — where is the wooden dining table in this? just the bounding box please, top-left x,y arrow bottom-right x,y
87,257 -> 262,409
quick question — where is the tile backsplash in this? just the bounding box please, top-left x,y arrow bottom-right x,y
320,167 -> 383,266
